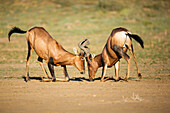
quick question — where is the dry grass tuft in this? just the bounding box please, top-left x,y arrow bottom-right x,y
122,92 -> 144,102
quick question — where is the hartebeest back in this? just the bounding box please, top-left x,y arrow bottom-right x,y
8,27 -> 87,82
82,27 -> 144,81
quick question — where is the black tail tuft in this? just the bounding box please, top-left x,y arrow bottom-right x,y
127,33 -> 144,48
8,27 -> 27,42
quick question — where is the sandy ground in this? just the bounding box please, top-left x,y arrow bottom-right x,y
0,77 -> 169,113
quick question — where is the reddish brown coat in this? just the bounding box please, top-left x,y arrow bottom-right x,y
85,27 -> 144,81
8,27 -> 85,82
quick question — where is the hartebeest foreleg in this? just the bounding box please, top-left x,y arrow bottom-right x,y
102,61 -> 120,82
62,65 -> 70,81
47,64 -> 70,82
48,63 -> 56,81
114,61 -> 120,81
100,64 -> 108,82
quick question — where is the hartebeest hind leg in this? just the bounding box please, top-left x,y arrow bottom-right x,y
129,45 -> 142,79
124,57 -> 130,81
26,42 -> 33,82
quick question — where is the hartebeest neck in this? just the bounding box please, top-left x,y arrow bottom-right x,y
62,50 -> 78,65
86,53 -> 102,70
52,47 -> 78,66
94,54 -> 103,68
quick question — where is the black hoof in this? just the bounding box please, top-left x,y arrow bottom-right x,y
124,79 -> 128,82
114,77 -> 121,82
100,79 -> 105,82
123,78 -> 128,82
89,79 -> 94,82
24,77 -> 30,82
115,79 -> 119,82
52,79 -> 56,82
138,73 -> 142,79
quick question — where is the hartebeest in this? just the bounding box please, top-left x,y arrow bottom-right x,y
82,27 -> 144,82
8,27 -> 87,82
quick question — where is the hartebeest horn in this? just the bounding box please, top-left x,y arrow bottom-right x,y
78,38 -> 90,57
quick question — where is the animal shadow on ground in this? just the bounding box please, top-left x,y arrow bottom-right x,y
93,77 -> 140,82
70,77 -> 133,82
22,76 -> 138,82
22,76 -> 42,82
22,76 -> 89,82
22,76 -> 99,82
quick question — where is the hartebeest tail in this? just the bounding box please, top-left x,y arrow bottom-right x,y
8,26 -> 87,82
126,33 -> 144,49
8,27 -> 27,42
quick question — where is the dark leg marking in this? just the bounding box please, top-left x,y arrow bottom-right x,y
113,45 -> 130,60
48,63 -> 56,82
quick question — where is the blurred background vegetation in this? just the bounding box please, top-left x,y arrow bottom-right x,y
0,0 -> 169,79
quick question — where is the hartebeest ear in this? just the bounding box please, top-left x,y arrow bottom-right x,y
73,47 -> 79,56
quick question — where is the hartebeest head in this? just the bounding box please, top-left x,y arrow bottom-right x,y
86,54 -> 100,81
79,38 -> 100,81
75,38 -> 91,74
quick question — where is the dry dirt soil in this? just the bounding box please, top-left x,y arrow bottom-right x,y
0,75 -> 169,113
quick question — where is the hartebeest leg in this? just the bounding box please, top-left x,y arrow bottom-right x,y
61,65 -> 70,81
114,60 -> 120,81
103,61 -> 120,82
113,45 -> 130,81
129,45 -> 142,79
38,57 -> 51,82
48,63 -> 56,82
125,57 -> 130,80
47,63 -> 68,82
100,64 -> 108,82
47,57 -> 67,82
26,42 -> 33,82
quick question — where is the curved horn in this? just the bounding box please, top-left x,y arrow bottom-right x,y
78,38 -> 90,57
